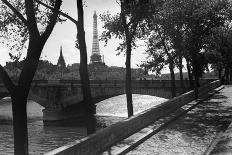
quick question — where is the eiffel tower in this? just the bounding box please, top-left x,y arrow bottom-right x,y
90,11 -> 102,64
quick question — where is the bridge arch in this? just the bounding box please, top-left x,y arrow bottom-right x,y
0,92 -> 10,100
28,92 -> 47,107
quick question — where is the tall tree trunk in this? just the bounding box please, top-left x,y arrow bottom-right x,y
218,67 -> 222,83
12,39 -> 43,155
12,91 -> 28,155
192,58 -> 199,99
1,1 -> 61,154
230,68 -> 232,82
169,61 -> 176,98
225,65 -> 229,85
120,5 -> 135,118
155,25 -> 176,98
222,68 -> 226,84
76,0 -> 95,135
186,59 -> 194,90
125,41 -> 133,117
13,40 -> 42,155
178,55 -> 185,93
76,24 -> 95,115
190,37 -> 201,99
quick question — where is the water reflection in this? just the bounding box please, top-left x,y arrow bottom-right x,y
29,121 -> 87,155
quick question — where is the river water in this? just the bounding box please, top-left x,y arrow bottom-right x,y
0,94 -> 167,154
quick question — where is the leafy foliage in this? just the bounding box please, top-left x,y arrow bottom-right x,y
100,0 -> 160,53
205,25 -> 232,76
0,0 -> 64,51
143,0 -> 232,77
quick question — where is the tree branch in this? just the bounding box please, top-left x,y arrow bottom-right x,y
41,0 -> 62,41
0,64 -> 16,95
121,10 -> 130,38
155,24 -> 172,60
35,0 -> 78,25
2,0 -> 28,26
25,0 -> 39,36
130,21 -> 138,40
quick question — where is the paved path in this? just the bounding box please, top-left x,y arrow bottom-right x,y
206,86 -> 232,155
105,86 -> 232,155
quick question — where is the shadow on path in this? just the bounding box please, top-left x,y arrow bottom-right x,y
127,87 -> 232,155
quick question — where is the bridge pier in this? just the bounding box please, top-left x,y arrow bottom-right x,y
0,92 -> 9,99
42,100 -> 88,126
43,108 -> 86,126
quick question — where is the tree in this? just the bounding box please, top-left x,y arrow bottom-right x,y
0,0 -> 62,154
143,0 -> 192,92
205,25 -> 232,84
148,0 -> 231,98
142,24 -> 177,97
140,50 -> 166,77
36,0 -> 96,134
4,58 -> 60,80
4,52 -> 23,80
100,0 -> 159,117
142,0 -> 186,98
76,0 -> 96,134
182,0 -> 230,97
156,0 -> 187,93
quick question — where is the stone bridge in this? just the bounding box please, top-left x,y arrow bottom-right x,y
0,79 -> 213,124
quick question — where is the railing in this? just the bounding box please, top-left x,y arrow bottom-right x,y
0,79 -> 215,87
45,80 -> 221,155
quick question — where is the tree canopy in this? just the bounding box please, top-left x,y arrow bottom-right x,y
0,0 -> 62,154
0,0 -> 64,51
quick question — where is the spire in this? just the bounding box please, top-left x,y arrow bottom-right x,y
93,10 -> 97,18
91,11 -> 102,63
60,46 -> 63,58
57,46 -> 66,68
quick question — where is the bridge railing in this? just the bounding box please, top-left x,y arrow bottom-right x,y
0,78 -> 215,87
25,78 -> 215,87
45,80 -> 221,155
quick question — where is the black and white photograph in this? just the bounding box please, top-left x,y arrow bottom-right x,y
0,0 -> 232,154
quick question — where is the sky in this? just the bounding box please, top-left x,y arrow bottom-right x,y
0,0 -> 148,68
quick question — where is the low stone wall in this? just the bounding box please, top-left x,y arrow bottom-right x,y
204,122 -> 232,155
45,80 -> 221,155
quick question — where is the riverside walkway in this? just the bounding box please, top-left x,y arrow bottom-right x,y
106,85 -> 232,155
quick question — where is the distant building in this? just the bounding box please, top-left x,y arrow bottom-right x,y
55,46 -> 67,79
67,63 -> 80,71
50,12 -> 144,80
88,11 -> 108,79
90,11 -> 103,64
57,46 -> 66,70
